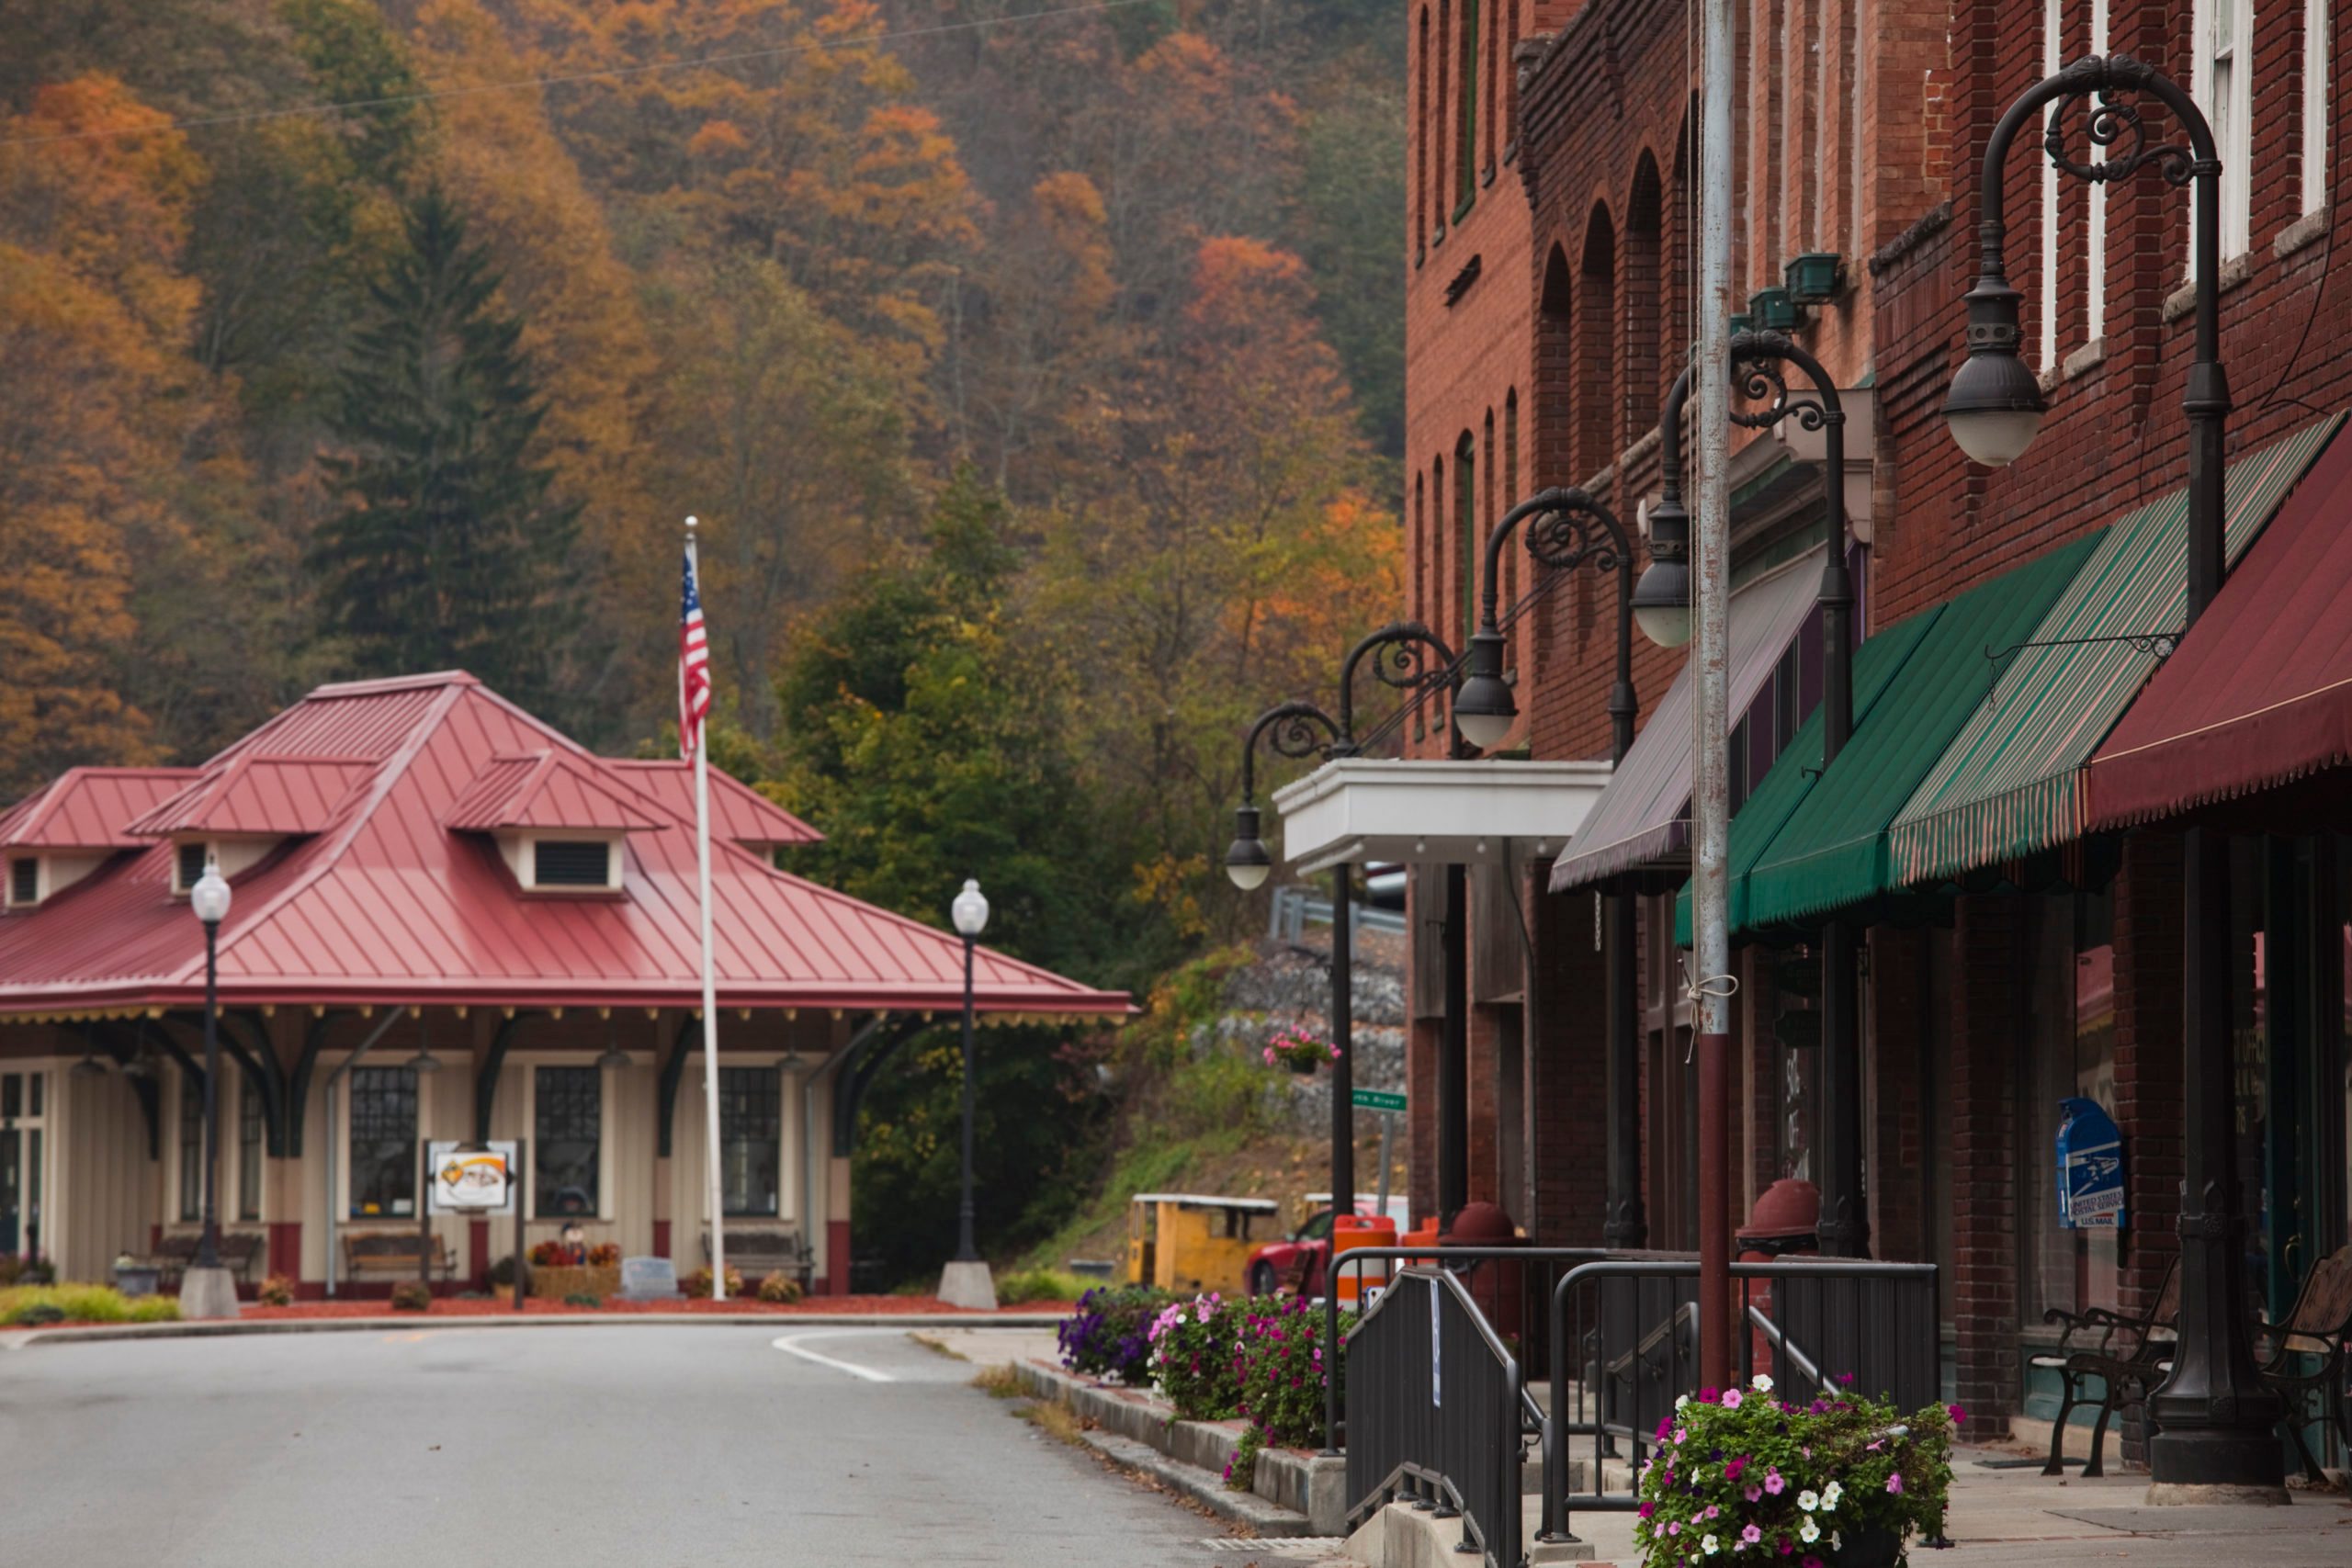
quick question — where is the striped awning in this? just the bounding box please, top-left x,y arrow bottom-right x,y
1676,531 -> 2098,942
1546,548 -> 1824,893
1887,414 -> 2342,886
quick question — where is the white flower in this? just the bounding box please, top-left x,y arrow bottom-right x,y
1820,1482 -> 1842,1512
1830,1534 -> 1843,1552
1702,1535 -> 1721,1556
1676,1394 -> 1690,1410
1751,1372 -> 1775,1393
1798,1519 -> 1822,1546
1797,1490 -> 1819,1513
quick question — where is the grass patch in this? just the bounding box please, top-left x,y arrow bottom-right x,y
911,1332 -> 966,1360
970,1363 -> 1025,1399
1017,1396 -> 1087,1446
0,1283 -> 179,1325
993,1266 -> 1093,1305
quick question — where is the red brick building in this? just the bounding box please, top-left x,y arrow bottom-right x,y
1399,0 -> 2352,1468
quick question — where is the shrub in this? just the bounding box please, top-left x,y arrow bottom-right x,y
488,1255 -> 519,1287
757,1270 -> 804,1304
1057,1286 -> 1172,1382
1224,1422 -> 1266,1491
17,1302 -> 64,1326
586,1242 -> 622,1267
1630,1375 -> 1957,1568
257,1274 -> 295,1308
996,1267 -> 1092,1305
1148,1292 -> 1243,1420
388,1282 -> 432,1312
562,1292 -> 602,1308
51,1283 -> 133,1323
1231,1294 -> 1346,1448
681,1266 -> 743,1301
129,1296 -> 182,1323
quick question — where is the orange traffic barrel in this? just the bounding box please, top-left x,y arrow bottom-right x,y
1331,1213 -> 1398,1303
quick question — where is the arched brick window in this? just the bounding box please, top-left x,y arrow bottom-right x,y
1626,153 -> 1665,442
1577,203 -> 1616,480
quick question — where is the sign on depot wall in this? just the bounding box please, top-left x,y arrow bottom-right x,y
2055,1098 -> 2124,1230
430,1141 -> 517,1214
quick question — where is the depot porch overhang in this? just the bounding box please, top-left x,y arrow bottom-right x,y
1268,757 -> 1613,874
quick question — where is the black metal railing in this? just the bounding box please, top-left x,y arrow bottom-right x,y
1342,1264 -> 1537,1568
1541,1258 -> 1941,1546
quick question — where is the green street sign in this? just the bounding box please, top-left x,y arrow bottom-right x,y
1352,1089 -> 1408,1113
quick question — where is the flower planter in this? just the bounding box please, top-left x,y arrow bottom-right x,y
529,1264 -> 620,1301
1288,1056 -> 1317,1076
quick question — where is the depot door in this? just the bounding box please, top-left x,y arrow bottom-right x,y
0,1069 -> 48,1259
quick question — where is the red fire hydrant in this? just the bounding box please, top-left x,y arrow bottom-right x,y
1736,1178 -> 1820,1382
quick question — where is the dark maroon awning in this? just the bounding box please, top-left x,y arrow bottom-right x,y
2086,423 -> 2352,828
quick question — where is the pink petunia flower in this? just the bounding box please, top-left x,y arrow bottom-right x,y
1741,1526 -> 1763,1545
1722,1389 -> 1744,1410
1949,1404 -> 1967,1427
1886,1474 -> 1904,1495
1764,1468 -> 1786,1496
1724,1457 -> 1747,1483
1745,1486 -> 1762,1504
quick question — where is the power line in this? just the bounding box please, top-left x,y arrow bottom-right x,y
0,0 -> 1160,150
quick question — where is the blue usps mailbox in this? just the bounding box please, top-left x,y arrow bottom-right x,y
2055,1097 -> 2124,1229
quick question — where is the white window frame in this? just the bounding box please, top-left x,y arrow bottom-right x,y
2305,0 -> 2330,215
2192,0 -> 2257,265
2041,0 -> 2064,371
714,1059 -> 799,1224
521,1055 -> 617,1224
2086,0 -> 2109,341
337,1059 -> 422,1224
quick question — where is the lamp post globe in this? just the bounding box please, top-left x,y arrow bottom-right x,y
190,863 -> 232,927
1224,807 -> 1272,891
951,877 -> 989,938
1453,627 -> 1518,750
1632,557 -> 1693,649
1942,344 -> 2047,467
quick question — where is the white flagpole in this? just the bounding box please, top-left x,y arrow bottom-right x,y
687,517 -> 727,1301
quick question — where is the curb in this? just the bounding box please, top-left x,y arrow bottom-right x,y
5,1312 -> 1069,1347
1076,1425 -> 1319,1537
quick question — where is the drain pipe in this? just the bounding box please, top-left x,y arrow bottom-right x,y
323,1009 -> 405,1298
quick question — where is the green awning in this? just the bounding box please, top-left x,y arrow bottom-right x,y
1678,532 -> 2101,943
1886,414 -> 2343,886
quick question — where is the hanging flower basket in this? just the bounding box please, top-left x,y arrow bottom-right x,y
1262,1030 -> 1340,1074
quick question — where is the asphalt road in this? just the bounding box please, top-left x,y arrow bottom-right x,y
0,1326 -> 1221,1567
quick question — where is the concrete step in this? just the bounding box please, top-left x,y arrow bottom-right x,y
1073,1426 -> 1319,1537
1341,1496 -> 1602,1568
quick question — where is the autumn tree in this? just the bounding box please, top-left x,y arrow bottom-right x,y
311,187 -> 579,705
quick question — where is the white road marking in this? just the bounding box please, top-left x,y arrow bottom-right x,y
770,1330 -> 899,1382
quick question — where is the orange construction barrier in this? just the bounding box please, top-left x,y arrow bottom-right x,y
1330,1213 -> 1398,1303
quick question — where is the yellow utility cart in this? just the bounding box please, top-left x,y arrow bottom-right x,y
1124,1192 -> 1280,1293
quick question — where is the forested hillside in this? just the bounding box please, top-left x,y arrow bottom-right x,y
1,0 -> 1405,1274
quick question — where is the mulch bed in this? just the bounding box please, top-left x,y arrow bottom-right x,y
233,1294 -> 1078,1318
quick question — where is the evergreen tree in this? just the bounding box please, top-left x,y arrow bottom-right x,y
311,186 -> 578,704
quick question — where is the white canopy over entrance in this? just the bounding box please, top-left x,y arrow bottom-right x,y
1270,758 -> 1614,874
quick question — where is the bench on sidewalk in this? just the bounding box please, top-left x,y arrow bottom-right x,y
2031,1255 -> 2177,1478
2258,1244 -> 2352,1482
705,1227 -> 813,1290
341,1231 -> 457,1281
139,1231 -> 266,1288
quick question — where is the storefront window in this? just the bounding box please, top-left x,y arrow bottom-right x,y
2232,837 -> 2269,1294
534,1066 -> 600,1218
2025,889 -> 2120,1322
719,1066 -> 780,1217
347,1066 -> 416,1219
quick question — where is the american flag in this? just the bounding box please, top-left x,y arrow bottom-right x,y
679,539 -> 711,760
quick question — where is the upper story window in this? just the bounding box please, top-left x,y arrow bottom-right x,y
2304,0 -> 2329,217
1454,0 -> 1479,221
2193,0 -> 2256,262
7,858 -> 35,908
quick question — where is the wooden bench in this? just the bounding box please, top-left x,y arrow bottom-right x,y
2257,1244 -> 2352,1482
141,1231 -> 266,1288
342,1231 -> 458,1281
705,1227 -> 813,1289
2031,1255 -> 2177,1478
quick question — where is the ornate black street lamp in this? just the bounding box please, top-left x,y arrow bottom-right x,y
181,854 -> 238,1319
950,877 -> 989,1265
1453,488 -> 1649,1247
1226,623 -> 1456,1228
1941,55 -> 2277,1495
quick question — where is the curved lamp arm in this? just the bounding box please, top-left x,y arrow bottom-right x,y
1337,620 -> 1459,750
1227,699 -> 1342,890
1457,488 -> 1636,755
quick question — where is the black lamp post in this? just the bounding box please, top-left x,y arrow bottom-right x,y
950,878 -> 989,1264
1943,55 -> 2278,1495
188,856 -> 232,1278
1454,488 -> 1647,1247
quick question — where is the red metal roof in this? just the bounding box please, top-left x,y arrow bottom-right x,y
0,674 -> 1126,1021
2086,423 -> 2352,828
605,761 -> 822,847
129,754 -> 378,837
0,768 -> 200,851
443,751 -> 665,832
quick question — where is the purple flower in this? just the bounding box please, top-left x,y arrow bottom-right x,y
1885,1473 -> 1904,1495
1741,1525 -> 1762,1545
1640,1503 -> 1656,1520
1949,1403 -> 1968,1427
1705,1505 -> 1721,1520
1838,1371 -> 1855,1387
1744,1486 -> 1762,1504
1700,1386 -> 1720,1404
1724,1457 -> 1747,1483
1667,1521 -> 1681,1537
1763,1468 -> 1786,1496
1803,1557 -> 1825,1568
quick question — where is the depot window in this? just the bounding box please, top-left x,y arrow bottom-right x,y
534,1066 -> 601,1218
719,1066 -> 781,1217
347,1066 -> 417,1219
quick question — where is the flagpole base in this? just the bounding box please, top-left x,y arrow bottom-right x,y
937,1260 -> 997,1311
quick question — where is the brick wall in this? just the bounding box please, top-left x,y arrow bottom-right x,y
1527,867 -> 1610,1244
1950,894 -> 2022,1438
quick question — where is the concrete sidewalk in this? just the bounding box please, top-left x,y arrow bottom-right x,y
1549,1448 -> 2351,1568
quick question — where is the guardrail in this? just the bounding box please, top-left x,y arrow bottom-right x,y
1342,1264 -> 1538,1568
1541,1257 -> 1941,1547
1269,885 -> 1408,941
